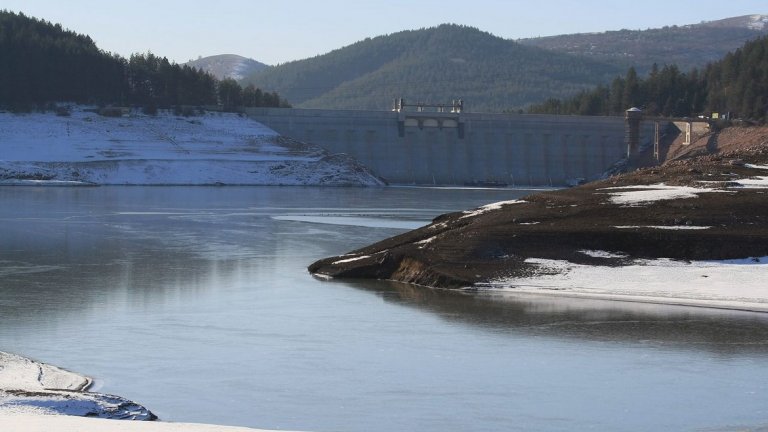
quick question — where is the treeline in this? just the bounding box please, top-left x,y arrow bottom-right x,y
528,35 -> 768,122
0,11 -> 289,110
217,78 -> 287,109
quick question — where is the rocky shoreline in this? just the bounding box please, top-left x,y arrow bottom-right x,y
309,126 -> 768,306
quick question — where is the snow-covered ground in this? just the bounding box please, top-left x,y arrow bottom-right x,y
484,255 -> 768,312
460,200 -> 525,219
0,351 -> 90,392
0,352 -> 298,431
0,351 -> 154,420
599,183 -> 730,206
0,107 -> 383,186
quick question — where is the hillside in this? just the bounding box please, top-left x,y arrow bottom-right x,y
519,14 -> 768,74
243,24 -> 621,112
185,54 -> 269,80
0,107 -> 384,186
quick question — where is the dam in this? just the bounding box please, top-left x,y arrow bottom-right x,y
246,107 -> 655,186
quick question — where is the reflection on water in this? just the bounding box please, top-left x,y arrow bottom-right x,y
1,186 -> 768,432
348,280 -> 768,356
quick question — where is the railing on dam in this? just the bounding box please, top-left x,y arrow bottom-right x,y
246,107 -> 654,186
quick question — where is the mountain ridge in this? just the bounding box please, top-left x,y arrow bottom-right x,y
243,15 -> 767,112
518,14 -> 768,74
243,24 -> 620,112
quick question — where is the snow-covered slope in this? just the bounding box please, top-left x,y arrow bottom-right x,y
185,55 -> 268,81
0,107 -> 383,186
699,14 -> 768,30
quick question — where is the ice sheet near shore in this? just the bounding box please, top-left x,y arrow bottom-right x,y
0,106 -> 382,186
0,352 -> 297,431
483,255 -> 768,312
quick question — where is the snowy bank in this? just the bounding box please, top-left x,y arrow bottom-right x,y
0,351 -> 155,420
0,107 -> 383,186
0,351 -> 90,392
0,352 -> 300,431
482,255 -> 768,312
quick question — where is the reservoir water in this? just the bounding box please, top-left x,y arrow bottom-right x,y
1,186 -> 767,432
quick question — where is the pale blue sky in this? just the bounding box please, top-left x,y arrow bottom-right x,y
3,0 -> 767,65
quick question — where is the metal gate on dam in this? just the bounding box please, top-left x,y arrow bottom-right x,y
246,107 -> 653,186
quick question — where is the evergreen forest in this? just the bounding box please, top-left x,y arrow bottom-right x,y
528,35 -> 768,122
0,11 -> 289,111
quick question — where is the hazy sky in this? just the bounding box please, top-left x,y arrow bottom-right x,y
3,0 -> 767,65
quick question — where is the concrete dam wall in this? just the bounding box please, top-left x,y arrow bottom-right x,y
246,108 -> 654,186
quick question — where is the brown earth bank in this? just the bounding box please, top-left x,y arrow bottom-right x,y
308,125 -> 768,289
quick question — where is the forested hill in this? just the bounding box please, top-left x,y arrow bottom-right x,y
243,24 -> 622,112
0,10 -> 128,107
0,11 -> 287,110
528,35 -> 768,122
519,14 -> 768,75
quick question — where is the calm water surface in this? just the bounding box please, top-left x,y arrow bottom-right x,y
1,186 -> 767,432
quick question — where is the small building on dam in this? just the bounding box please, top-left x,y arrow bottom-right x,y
246,106 -> 655,187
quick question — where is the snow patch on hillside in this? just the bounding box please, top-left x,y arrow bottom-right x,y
461,200 -> 526,219
599,183 -> 729,206
0,107 -> 383,186
748,14 -> 768,30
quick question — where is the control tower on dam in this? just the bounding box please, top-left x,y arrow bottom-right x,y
246,107 -> 653,186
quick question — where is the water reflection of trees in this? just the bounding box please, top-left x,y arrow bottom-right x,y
343,279 -> 768,355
